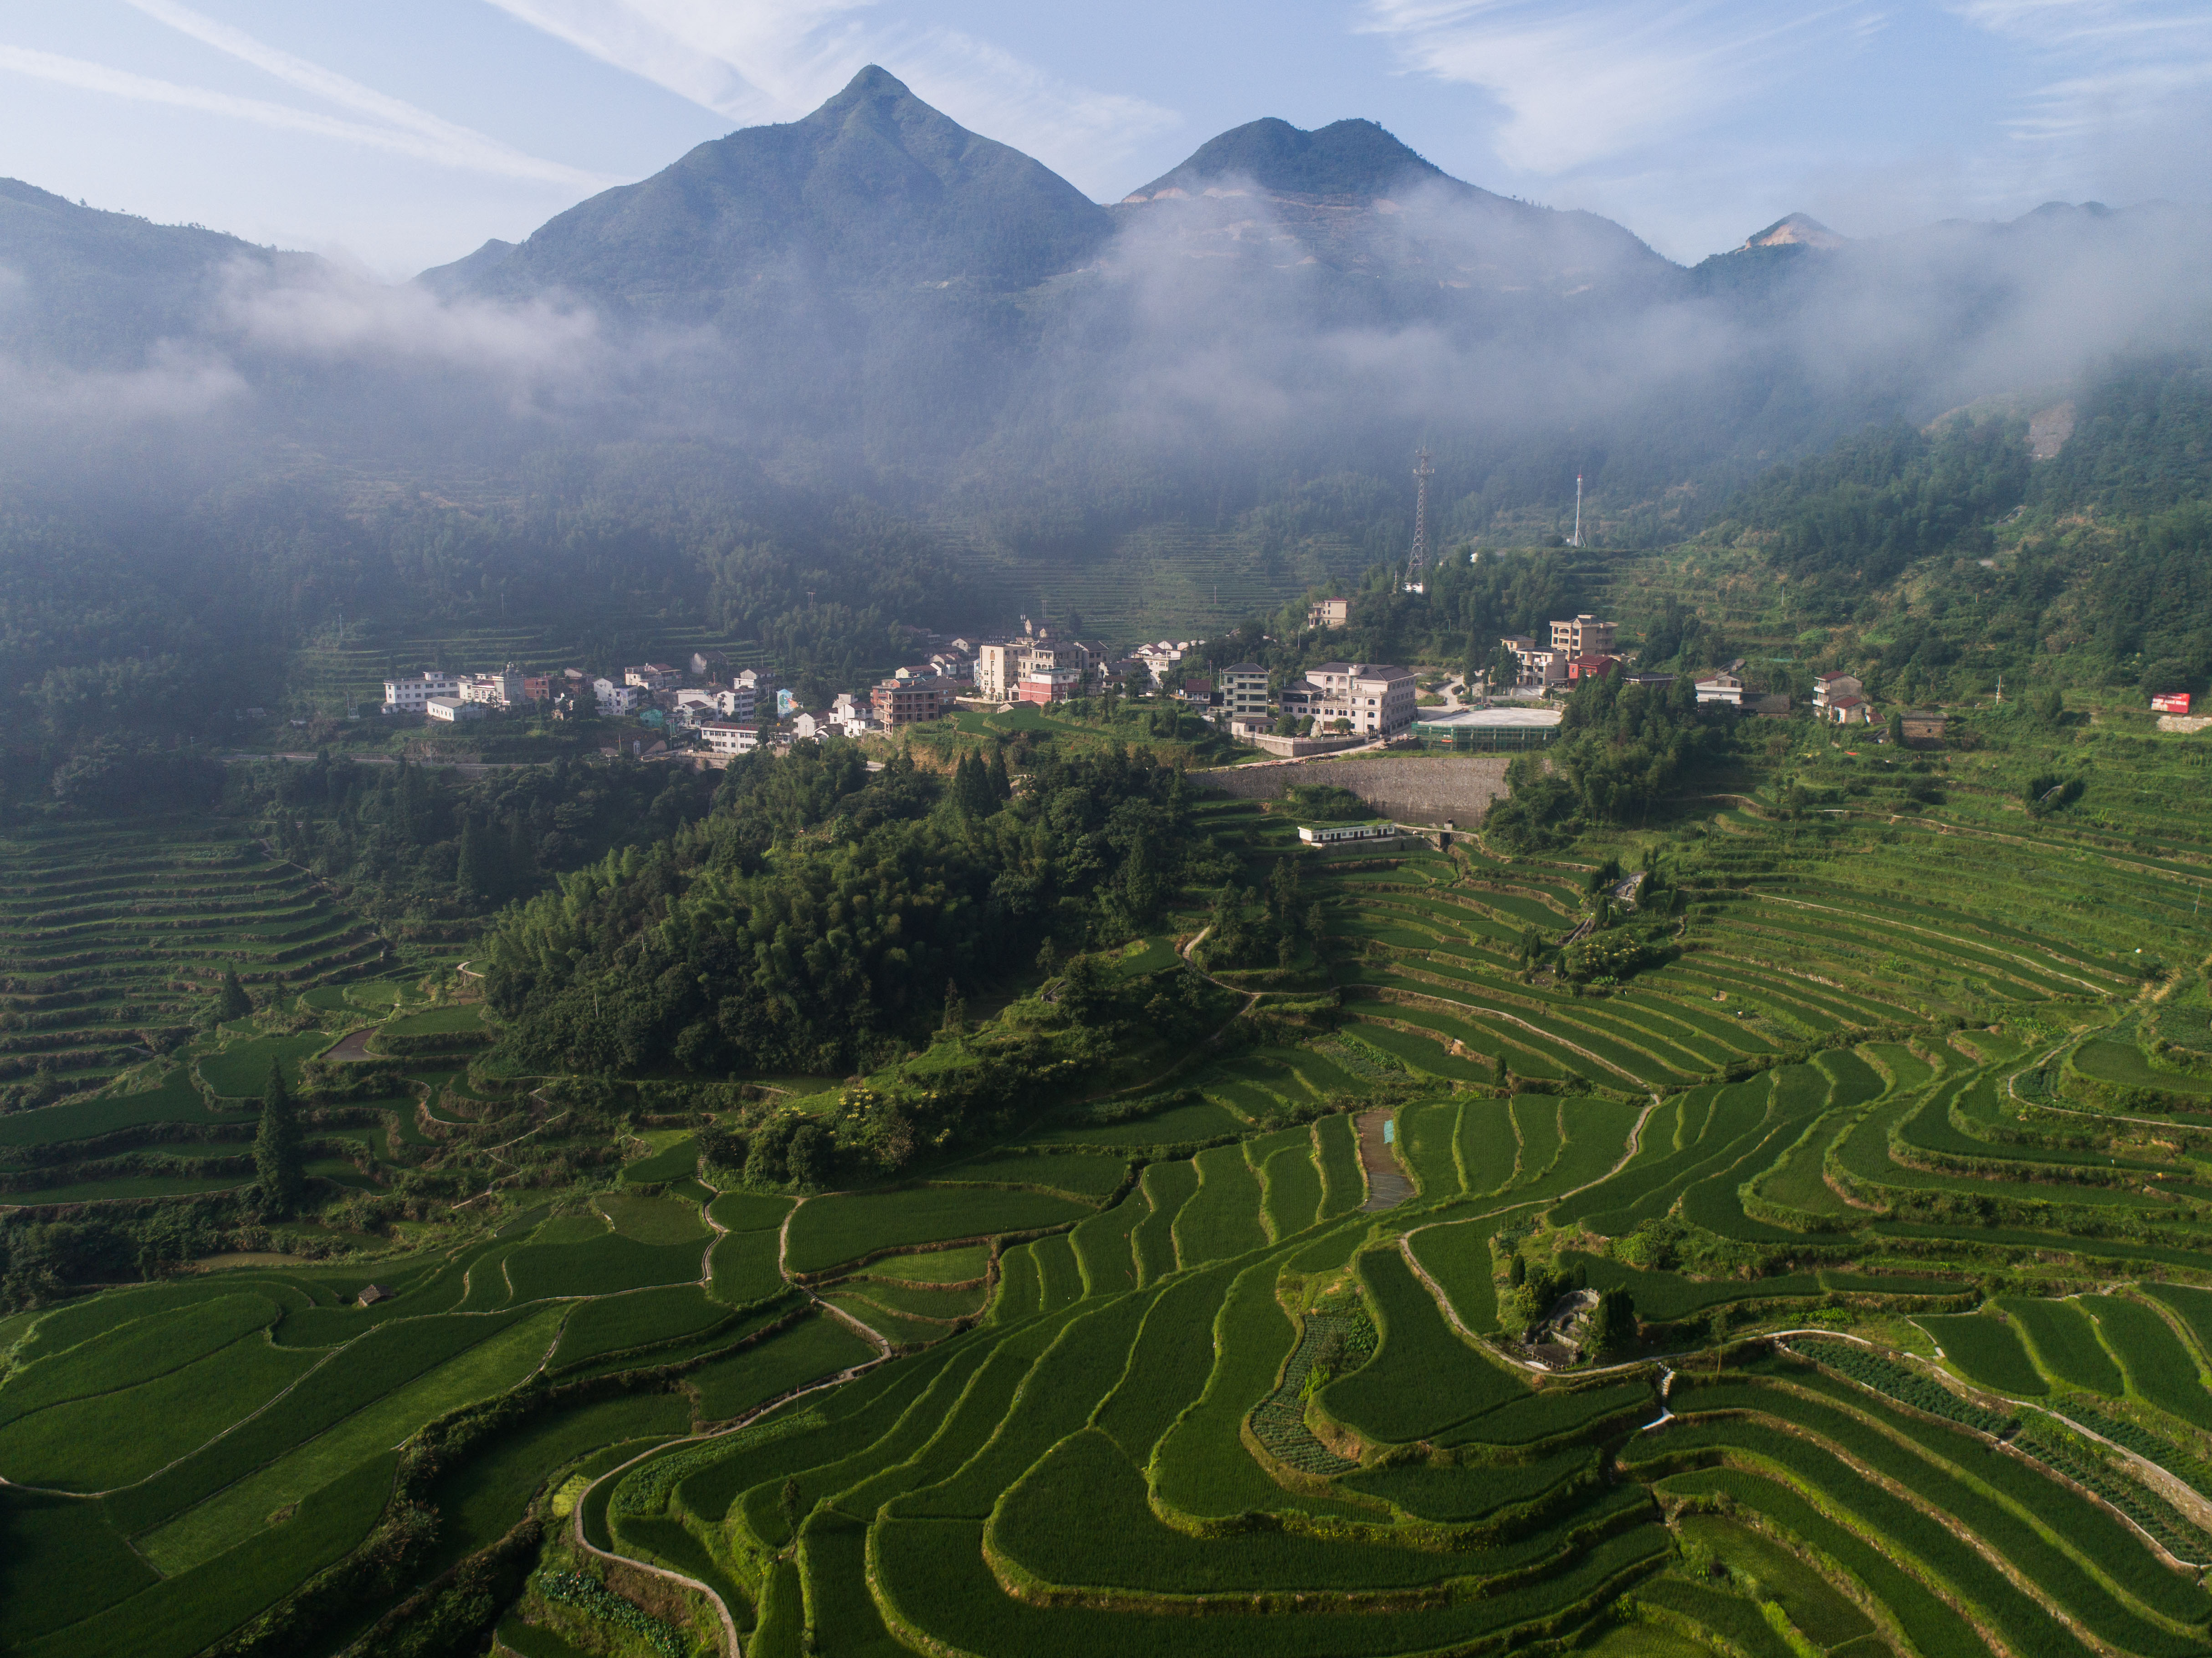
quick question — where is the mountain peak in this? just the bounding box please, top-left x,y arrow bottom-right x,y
1740,213 -> 1844,251
428,67 -> 1109,311
1130,116 -> 1444,201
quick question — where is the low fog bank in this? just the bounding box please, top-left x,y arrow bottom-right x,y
0,176 -> 2206,547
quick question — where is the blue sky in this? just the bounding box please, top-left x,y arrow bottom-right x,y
2,0 -> 2206,276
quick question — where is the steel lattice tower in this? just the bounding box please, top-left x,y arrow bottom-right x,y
1409,446 -> 1434,578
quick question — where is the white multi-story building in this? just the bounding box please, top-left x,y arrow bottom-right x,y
383,671 -> 458,712
459,669 -> 525,707
592,678 -> 643,716
1548,614 -> 1617,656
1499,636 -> 1568,690
626,663 -> 681,692
1132,640 -> 1198,686
697,721 -> 761,756
1218,662 -> 1270,719
1695,674 -> 1745,706
974,642 -> 1020,700
1309,662 -> 1418,738
671,689 -> 720,726
974,636 -> 1101,702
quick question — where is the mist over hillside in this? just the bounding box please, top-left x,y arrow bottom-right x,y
0,66 -> 2202,533
0,60 -> 2208,807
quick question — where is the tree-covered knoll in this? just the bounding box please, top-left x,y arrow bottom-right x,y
1188,545 -> 1584,691
1590,353 -> 2212,705
0,454 -> 983,814
482,741 -> 1229,1077
2035,354 -> 2212,517
1710,415 -> 2031,612
1483,674 -> 1726,850
232,753 -> 720,924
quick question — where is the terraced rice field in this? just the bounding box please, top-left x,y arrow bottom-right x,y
20,722 -> 2212,1655
0,823 -> 391,1092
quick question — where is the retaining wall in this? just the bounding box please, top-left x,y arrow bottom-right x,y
1189,755 -> 1512,824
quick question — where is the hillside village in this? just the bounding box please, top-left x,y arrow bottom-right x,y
378,599 -> 1962,771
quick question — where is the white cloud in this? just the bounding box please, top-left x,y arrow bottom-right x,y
1356,0 -> 1872,175
126,0 -> 616,189
0,29 -> 612,190
220,260 -> 602,387
482,0 -> 1179,195
1948,0 -> 2212,145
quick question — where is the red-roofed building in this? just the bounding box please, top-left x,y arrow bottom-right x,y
1567,654 -> 1618,683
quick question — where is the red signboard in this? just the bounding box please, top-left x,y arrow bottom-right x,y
2152,692 -> 2192,714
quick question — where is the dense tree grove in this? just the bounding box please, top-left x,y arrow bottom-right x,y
1192,547 -> 1584,687
235,755 -> 720,923
481,742 -> 1228,1076
1716,415 -> 2032,609
1485,675 -> 1723,850
1693,354 -> 2212,698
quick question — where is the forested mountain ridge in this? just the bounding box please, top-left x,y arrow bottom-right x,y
0,177 -> 308,370
0,67 -> 2204,816
1114,113 -> 1676,304
425,66 -> 1111,317
2,64 -> 2192,527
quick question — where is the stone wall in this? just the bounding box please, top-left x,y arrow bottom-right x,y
1189,755 -> 1512,824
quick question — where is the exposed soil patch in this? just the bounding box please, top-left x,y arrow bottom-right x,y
1356,1107 -> 1413,1210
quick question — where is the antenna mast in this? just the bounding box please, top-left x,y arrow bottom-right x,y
1570,473 -> 1583,548
1408,446 -> 1434,580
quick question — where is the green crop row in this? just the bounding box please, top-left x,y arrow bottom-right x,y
727,1345 -> 986,1551
102,1307 -> 528,1534
1091,1267 -> 1232,1463
1317,1249 -> 1526,1446
1678,1371 -> 2212,1649
1172,1145 -> 1270,1266
1999,1297 -> 2125,1393
2082,1295 -> 2212,1432
1630,1414 -> 2093,1658
1788,1337 -> 2015,1434
998,1427 -> 1631,1601
0,1327 -> 317,1491
0,1291 -> 277,1426
1436,1379 -> 1658,1453
1406,1216 -> 1503,1333
18,1451 -> 400,1658
1344,1444 -> 1596,1523
504,1234 -> 704,1302
1782,1361 -> 2212,1629
874,1510 -> 1669,1658
685,1312 -> 876,1424
1918,1311 -> 2050,1396
548,1285 -> 733,1372
2017,1421 -> 2212,1565
1658,1466 -> 1989,1658
785,1186 -> 1093,1277
904,1297 -> 1152,1523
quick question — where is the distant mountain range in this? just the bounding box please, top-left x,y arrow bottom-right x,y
1,65 -> 2205,537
